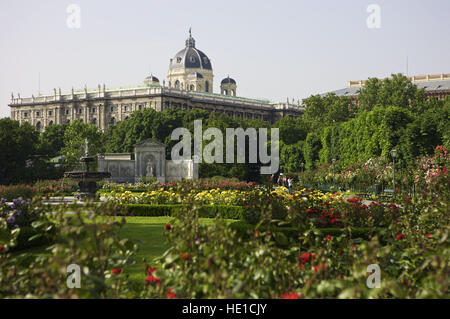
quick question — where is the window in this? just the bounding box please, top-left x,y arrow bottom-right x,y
48,110 -> 53,116
138,104 -> 143,110
176,57 -> 182,63
65,109 -> 70,115
36,111 -> 40,117
190,56 -> 196,63
175,80 -> 180,89
24,112 -> 28,118
78,108 -> 83,114
205,81 -> 209,93
110,106 -> 114,112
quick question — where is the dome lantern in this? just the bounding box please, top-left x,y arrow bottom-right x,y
221,76 -> 237,96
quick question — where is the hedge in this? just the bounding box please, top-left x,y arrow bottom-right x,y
123,204 -> 244,220
0,185 -> 34,201
229,221 -> 385,244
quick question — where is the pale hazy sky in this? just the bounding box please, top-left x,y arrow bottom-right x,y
1,0 -> 449,118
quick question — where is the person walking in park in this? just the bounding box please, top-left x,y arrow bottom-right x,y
288,177 -> 293,194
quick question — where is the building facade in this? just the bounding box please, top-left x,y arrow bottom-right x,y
326,73 -> 450,102
9,32 -> 303,132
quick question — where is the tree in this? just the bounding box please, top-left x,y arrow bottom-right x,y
61,120 -> 105,168
274,116 -> 307,145
303,132 -> 322,170
280,140 -> 304,172
358,74 -> 426,112
0,119 -> 39,184
37,124 -> 67,158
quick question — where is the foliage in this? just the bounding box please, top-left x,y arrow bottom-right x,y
61,120 -> 105,168
0,118 -> 39,184
124,204 -> 244,219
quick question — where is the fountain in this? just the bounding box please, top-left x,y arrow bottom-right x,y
64,139 -> 111,200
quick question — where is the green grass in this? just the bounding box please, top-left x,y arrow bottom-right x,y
119,216 -> 172,283
11,216 -> 232,286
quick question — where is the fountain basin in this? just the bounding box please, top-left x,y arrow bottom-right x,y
64,171 -> 111,200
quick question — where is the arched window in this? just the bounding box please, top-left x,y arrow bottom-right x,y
175,80 -> 180,89
232,89 -> 236,96
190,84 -> 195,91
110,117 -> 116,125
205,81 -> 209,93
91,118 -> 97,125
48,121 -> 53,126
224,89 -> 228,95
36,121 -> 41,131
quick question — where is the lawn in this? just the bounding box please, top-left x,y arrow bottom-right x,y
119,216 -> 172,283
119,216 -> 232,283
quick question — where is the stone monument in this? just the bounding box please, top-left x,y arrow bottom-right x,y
98,138 -> 197,183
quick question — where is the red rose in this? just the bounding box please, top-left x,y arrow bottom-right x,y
282,292 -> 302,299
145,275 -> 160,285
112,268 -> 123,275
425,233 -> 432,239
148,267 -> 157,275
0,245 -> 4,253
181,253 -> 190,260
313,263 -> 326,273
325,235 -> 332,240
167,288 -> 177,299
245,205 -> 250,210
298,263 -> 305,270
404,197 -> 411,203
165,224 -> 171,231
396,233 -> 405,240
300,252 -> 311,263
252,201 -> 257,206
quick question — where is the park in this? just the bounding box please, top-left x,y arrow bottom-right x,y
0,74 -> 449,299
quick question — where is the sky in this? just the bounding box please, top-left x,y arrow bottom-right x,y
1,0 -> 449,118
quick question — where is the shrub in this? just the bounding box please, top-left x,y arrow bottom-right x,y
229,221 -> 384,242
14,225 -> 56,251
0,185 -> 34,201
123,204 -> 244,219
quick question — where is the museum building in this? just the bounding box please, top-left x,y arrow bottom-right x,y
9,31 -> 304,132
